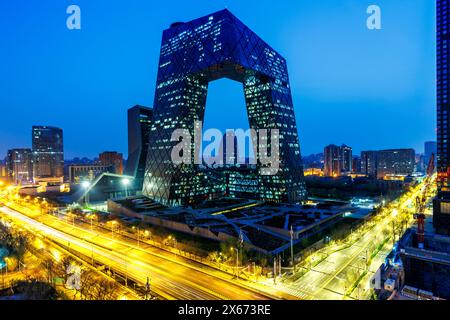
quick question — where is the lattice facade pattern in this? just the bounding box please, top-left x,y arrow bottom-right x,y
143,9 -> 307,206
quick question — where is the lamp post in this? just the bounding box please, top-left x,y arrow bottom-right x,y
237,230 -> 243,280
273,257 -> 277,285
122,178 -> 130,198
290,225 -> 295,273
82,181 -> 91,207
230,247 -> 236,277
133,226 -> 140,247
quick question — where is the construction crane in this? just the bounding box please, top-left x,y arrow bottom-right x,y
414,196 -> 426,250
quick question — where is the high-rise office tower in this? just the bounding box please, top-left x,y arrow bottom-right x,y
143,9 -> 307,206
0,160 -> 7,180
219,132 -> 239,166
424,141 -> 437,169
32,126 -> 64,181
341,144 -> 353,174
324,145 -> 342,177
99,151 -> 123,175
323,144 -> 352,177
361,151 -> 378,178
376,149 -> 415,179
6,149 -> 33,184
352,156 -> 361,173
434,0 -> 450,235
126,105 -> 153,189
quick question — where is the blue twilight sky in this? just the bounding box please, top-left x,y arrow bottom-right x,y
0,0 -> 436,159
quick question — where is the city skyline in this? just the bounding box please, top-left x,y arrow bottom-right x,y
0,0 -> 436,159
0,1 -> 448,303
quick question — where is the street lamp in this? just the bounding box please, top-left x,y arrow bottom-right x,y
122,178 -> 130,198
82,181 -> 91,206
290,225 -> 295,273
133,226 -> 140,247
392,209 -> 398,217
230,247 -> 238,277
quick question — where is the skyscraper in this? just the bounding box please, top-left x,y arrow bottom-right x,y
219,132 -> 239,166
143,9 -> 307,206
361,151 -> 378,178
323,144 -> 352,177
376,149 -> 415,179
341,144 -> 353,174
434,0 -> 450,235
424,141 -> 437,169
6,149 -> 33,184
324,145 -> 342,177
126,105 -> 153,189
32,126 -> 64,181
352,156 -> 361,173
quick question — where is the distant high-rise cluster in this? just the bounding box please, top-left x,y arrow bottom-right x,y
3,126 -> 64,185
323,144 -> 352,177
360,149 -> 415,179
322,146 -> 416,179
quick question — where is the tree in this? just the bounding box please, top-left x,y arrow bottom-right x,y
93,278 -> 119,300
11,279 -> 58,300
40,257 -> 55,285
78,268 -> 97,300
54,256 -> 75,284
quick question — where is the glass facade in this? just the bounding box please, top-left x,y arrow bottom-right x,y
376,149 -> 415,179
143,9 -> 307,206
438,0 -> 450,191
6,148 -> 33,184
32,126 -> 64,180
361,151 -> 378,178
434,0 -> 450,235
127,105 -> 154,190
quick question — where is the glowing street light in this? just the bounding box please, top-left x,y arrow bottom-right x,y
82,181 -> 91,206
122,178 -> 130,198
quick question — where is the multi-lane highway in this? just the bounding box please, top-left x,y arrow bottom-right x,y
0,204 -> 282,300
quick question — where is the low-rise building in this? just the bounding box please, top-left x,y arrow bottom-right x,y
68,164 -> 114,184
